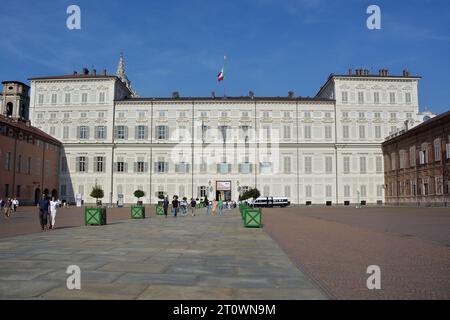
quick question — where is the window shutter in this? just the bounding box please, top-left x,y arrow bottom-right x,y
217,164 -> 220,173
124,162 -> 128,172
85,157 -> 89,173
165,162 -> 169,172
228,164 -> 231,173
155,126 -> 159,139
77,127 -> 80,139
75,157 -> 79,172
124,126 -> 128,140
175,164 -> 179,173
144,162 -> 148,172
133,162 -> 137,172
113,126 -> 118,139
186,163 -> 190,173
135,127 -> 139,140
144,126 -> 149,139
86,127 -> 90,140
165,126 -> 169,140
249,164 -> 253,173
154,162 -> 158,173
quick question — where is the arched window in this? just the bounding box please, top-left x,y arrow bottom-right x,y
6,102 -> 13,117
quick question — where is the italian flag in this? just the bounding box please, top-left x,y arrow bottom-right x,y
217,67 -> 224,82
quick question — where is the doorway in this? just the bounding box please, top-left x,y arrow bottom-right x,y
34,188 -> 41,205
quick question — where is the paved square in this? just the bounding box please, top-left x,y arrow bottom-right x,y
0,208 -> 326,300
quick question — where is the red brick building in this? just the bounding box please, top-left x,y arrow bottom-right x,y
0,81 -> 61,205
382,110 -> 450,206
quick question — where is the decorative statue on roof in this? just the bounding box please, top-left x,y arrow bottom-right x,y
116,53 -> 138,97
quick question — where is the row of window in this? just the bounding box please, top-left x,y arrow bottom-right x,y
59,124 -> 397,141
341,91 -> 412,105
1,151 -> 50,176
388,136 -> 450,170
387,177 -> 450,197
67,155 -> 382,175
37,92 -> 106,105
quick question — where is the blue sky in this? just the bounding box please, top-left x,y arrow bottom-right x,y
1,0 -> 449,114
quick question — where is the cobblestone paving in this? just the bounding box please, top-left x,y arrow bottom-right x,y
263,206 -> 450,300
0,209 -> 326,300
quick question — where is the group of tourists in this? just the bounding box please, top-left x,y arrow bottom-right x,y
1,198 -> 20,218
161,195 -> 236,218
37,194 -> 61,231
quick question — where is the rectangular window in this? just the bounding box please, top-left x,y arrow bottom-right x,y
156,126 -> 167,140
136,125 -> 147,140
359,125 -> 366,139
283,157 -> 291,174
325,126 -> 332,139
342,91 -> 348,103
389,92 -> 396,104
51,93 -> 57,104
326,185 -> 332,198
94,156 -> 105,173
283,125 -> 291,140
305,185 -> 312,198
376,156 -> 383,173
304,156 -> 312,174
5,152 -> 11,171
116,126 -> 127,140
38,94 -> 44,105
435,176 -> 443,195
434,139 -> 441,161
81,93 -> 88,104
65,93 -> 71,104
27,157 -> 32,175
343,156 -> 350,173
135,161 -> 146,173
360,156 -> 367,173
61,156 -> 68,173
410,146 -> 416,166
344,185 -> 350,197
116,161 -> 125,172
78,126 -> 89,139
359,112 -> 365,119
95,126 -> 106,140
99,92 -> 105,103
360,185 -> 367,197
155,161 -> 168,173
63,126 -> 69,139
390,112 -> 397,120
358,91 -> 364,104
44,160 -> 49,176
375,125 -> 381,139
325,156 -> 332,174
377,185 -> 383,197
77,156 -> 87,172
17,155 -> 22,173
304,111 -> 311,119
304,126 -> 311,139
374,92 -> 380,104
405,92 -> 411,104
342,111 -> 349,119
343,125 -> 349,139
50,127 -> 55,136
60,185 -> 67,196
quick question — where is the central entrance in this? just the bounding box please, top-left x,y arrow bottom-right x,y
216,181 -> 231,201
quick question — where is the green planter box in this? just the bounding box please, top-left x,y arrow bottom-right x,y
196,203 -> 205,209
131,206 -> 145,219
84,207 -> 107,226
156,205 -> 165,215
243,208 -> 262,228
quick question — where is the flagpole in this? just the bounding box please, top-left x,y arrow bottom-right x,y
223,55 -> 227,98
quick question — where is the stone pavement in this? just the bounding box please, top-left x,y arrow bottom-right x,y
0,209 -> 326,300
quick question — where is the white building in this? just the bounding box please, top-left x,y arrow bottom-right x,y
28,59 -> 433,205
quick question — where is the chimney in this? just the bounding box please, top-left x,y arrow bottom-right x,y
211,91 -> 216,99
348,68 -> 352,76
103,69 -> 107,76
288,91 -> 294,99
384,69 -> 389,76
92,69 -> 97,76
379,69 -> 383,76
82,68 -> 89,75
248,91 -> 254,99
403,69 -> 410,77
73,71 -> 78,75
364,69 -> 369,76
172,91 -> 180,99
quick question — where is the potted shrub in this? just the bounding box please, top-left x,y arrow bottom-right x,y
131,190 -> 146,219
156,194 -> 165,215
84,184 -> 106,225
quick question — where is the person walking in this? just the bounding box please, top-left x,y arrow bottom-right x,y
204,196 -> 210,215
37,194 -> 50,231
190,198 -> 196,216
217,198 -> 223,216
49,196 -> 58,229
12,198 -> 18,212
212,199 -> 218,215
163,195 -> 169,218
181,197 -> 188,216
172,196 -> 179,217
3,198 -> 12,218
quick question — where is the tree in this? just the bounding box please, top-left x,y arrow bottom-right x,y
240,188 -> 260,201
134,189 -> 145,202
90,184 -> 104,205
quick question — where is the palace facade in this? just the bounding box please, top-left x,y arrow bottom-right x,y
27,57 -> 433,205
